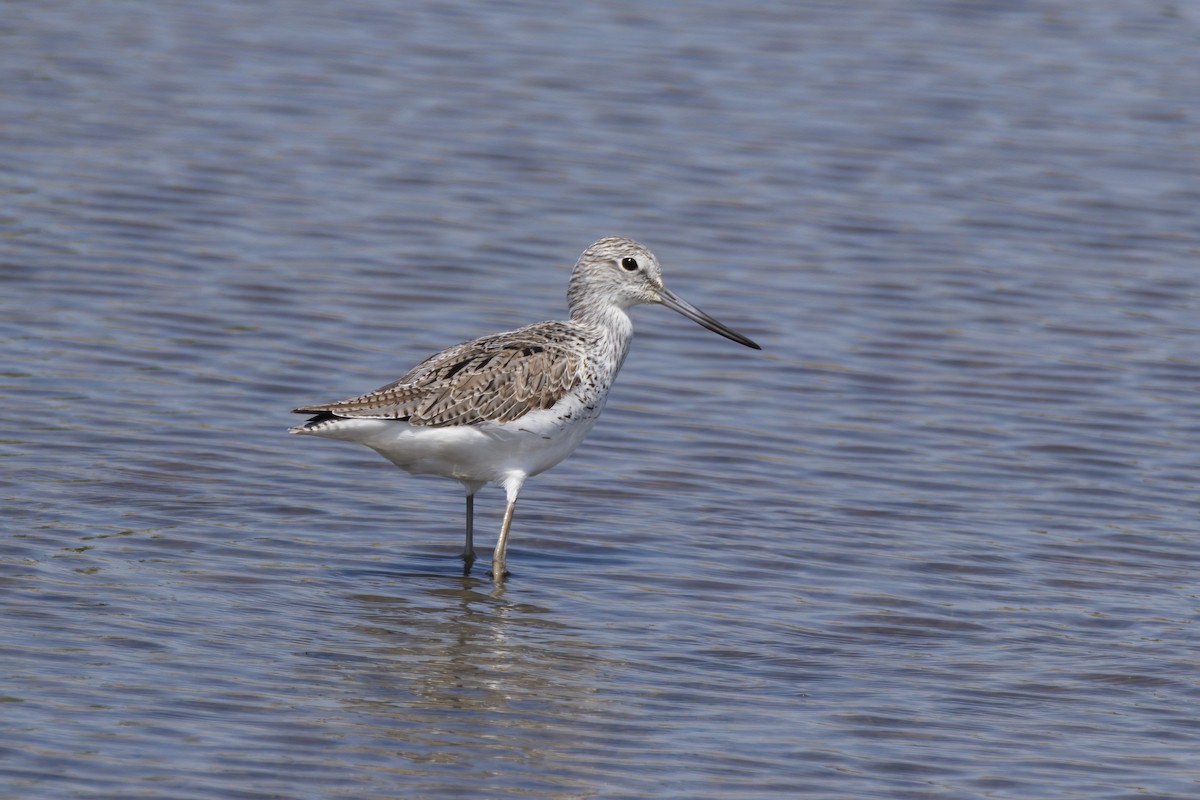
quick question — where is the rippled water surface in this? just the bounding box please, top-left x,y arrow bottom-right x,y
3,1 -> 1199,798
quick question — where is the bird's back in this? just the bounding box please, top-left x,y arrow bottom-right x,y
290,320 -> 599,432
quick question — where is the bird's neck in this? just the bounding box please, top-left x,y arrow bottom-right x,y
572,302 -> 634,372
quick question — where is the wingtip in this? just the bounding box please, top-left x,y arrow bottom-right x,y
289,406 -> 326,434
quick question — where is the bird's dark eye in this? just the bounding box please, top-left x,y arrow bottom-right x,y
621,257 -> 639,271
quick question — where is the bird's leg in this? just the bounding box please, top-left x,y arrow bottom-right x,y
492,500 -> 516,581
491,474 -> 525,581
461,493 -> 476,574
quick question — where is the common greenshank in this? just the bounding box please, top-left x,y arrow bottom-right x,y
290,237 -> 760,581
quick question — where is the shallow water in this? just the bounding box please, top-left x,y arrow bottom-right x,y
3,1 -> 1199,798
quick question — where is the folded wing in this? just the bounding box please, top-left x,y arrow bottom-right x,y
293,323 -> 586,428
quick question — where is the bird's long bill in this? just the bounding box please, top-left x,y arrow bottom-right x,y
659,287 -> 761,350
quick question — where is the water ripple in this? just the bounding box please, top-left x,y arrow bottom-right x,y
3,0 -> 1199,797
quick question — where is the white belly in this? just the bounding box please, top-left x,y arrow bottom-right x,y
294,398 -> 603,486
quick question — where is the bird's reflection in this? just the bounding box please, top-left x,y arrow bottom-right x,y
313,565 -> 617,791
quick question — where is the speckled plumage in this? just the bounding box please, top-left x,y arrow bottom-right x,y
290,236 -> 760,581
295,322 -> 591,428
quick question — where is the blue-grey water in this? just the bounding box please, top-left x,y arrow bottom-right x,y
3,1 -> 1198,798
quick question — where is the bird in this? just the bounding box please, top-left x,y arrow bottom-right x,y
290,236 -> 760,581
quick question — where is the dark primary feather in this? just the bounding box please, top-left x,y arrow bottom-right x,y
293,322 -> 588,428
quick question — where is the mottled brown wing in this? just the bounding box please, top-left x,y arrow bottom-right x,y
293,324 -> 586,428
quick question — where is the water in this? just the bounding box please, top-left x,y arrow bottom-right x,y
3,1 -> 1198,797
